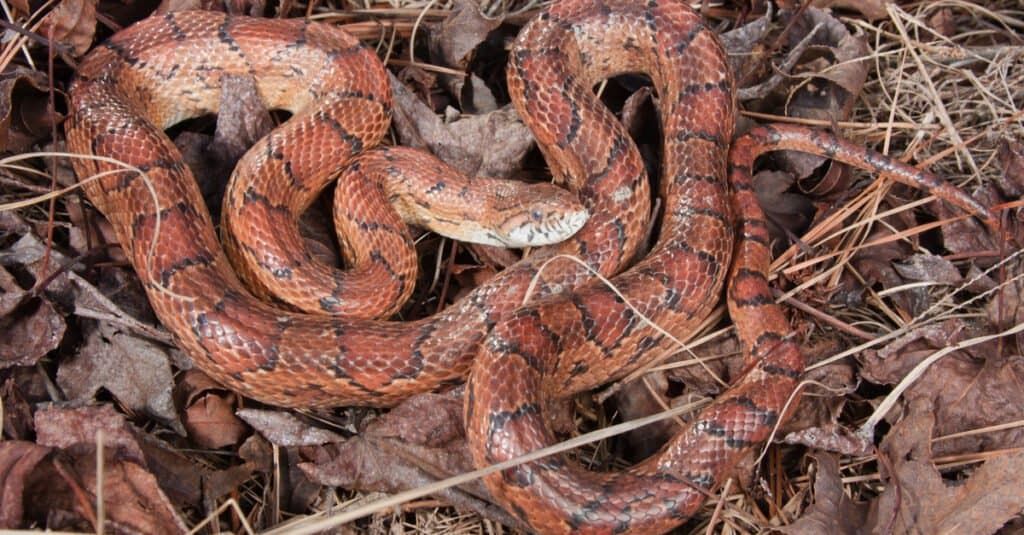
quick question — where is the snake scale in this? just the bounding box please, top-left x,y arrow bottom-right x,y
65,0 -> 1000,533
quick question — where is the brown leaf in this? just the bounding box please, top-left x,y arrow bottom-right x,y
0,265 -> 66,368
0,441 -> 52,528
859,320 -> 967,385
426,0 -> 504,113
849,224 -> 919,315
174,370 -> 248,449
299,392 -> 523,528
134,434 -> 205,508
38,0 -> 98,57
609,372 -> 676,460
776,452 -> 868,534
868,404 -> 1024,534
935,198 -> 998,260
57,322 -> 179,430
917,355 -> 1024,457
233,434 -> 320,512
210,74 -> 274,163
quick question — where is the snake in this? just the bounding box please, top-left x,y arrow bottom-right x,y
65,0 -> 1001,533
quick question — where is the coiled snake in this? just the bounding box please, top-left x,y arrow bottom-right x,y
65,1 -> 1000,533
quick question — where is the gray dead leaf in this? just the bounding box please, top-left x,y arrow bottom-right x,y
58,322 -> 180,433
893,253 -> 963,285
237,408 -> 345,447
389,72 -> 534,178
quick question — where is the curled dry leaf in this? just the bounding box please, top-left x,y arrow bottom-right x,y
57,322 -> 179,431
753,169 -> 816,242
768,8 -> 870,179
174,370 -> 248,449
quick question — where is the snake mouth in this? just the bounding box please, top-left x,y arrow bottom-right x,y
503,207 -> 589,247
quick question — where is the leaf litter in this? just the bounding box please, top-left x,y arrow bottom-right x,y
0,0 -> 1022,533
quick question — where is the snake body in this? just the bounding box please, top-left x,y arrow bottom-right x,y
66,1 -> 999,533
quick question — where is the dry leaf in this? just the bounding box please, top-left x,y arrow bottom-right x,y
0,66 -> 54,153
0,266 -> 66,369
57,322 -> 179,430
776,452 -> 868,534
238,409 -> 345,447
811,0 -> 889,21
174,370 -> 248,449
389,72 -> 534,178
0,441 -> 52,528
39,0 -> 98,57
868,404 -> 1024,534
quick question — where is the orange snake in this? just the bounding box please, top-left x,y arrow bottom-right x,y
65,1 -> 1000,533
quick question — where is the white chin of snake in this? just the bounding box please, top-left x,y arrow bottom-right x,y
503,208 -> 590,248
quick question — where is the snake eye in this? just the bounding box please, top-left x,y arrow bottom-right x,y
531,209 -> 543,221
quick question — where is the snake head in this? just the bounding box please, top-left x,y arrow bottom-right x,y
490,182 -> 589,248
